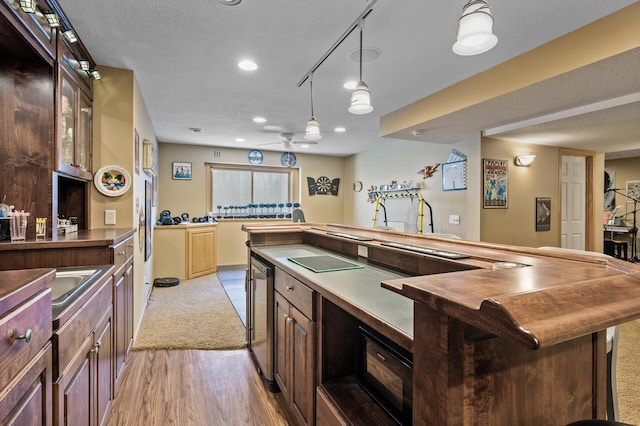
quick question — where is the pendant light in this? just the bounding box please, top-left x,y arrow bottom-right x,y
304,74 -> 321,141
348,21 -> 373,115
453,0 -> 498,56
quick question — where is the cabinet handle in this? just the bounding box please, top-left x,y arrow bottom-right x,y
10,329 -> 33,344
375,352 -> 386,362
282,312 -> 289,319
128,244 -> 134,248
91,342 -> 101,354
286,316 -> 293,323
119,251 -> 126,256
285,286 -> 293,291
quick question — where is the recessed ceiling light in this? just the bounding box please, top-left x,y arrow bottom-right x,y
218,0 -> 242,5
334,127 -> 346,133
349,47 -> 382,64
235,138 -> 245,142
343,81 -> 357,90
189,127 -> 202,133
263,125 -> 282,132
253,117 -> 266,123
238,60 -> 258,71
299,144 -> 310,148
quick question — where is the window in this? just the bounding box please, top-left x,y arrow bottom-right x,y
207,164 -> 299,218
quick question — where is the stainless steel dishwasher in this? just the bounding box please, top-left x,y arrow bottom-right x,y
248,255 -> 278,391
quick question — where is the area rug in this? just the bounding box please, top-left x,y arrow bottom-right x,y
617,318 -> 640,424
133,274 -> 247,351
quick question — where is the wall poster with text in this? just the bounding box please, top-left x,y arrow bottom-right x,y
483,158 -> 508,208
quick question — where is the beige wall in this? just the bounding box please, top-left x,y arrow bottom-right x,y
480,138 -> 560,247
156,142 -> 346,265
344,137 -> 481,240
92,66 -> 158,337
605,156 -> 640,227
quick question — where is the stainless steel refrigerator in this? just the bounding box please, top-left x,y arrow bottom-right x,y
248,255 -> 278,391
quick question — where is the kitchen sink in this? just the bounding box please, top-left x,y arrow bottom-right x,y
51,268 -> 105,311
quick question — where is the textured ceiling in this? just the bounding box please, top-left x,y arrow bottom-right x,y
55,0 -> 639,157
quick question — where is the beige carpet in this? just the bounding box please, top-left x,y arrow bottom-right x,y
133,273 -> 247,351
618,318 -> 640,425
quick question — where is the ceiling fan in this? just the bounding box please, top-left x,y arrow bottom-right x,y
260,132 -> 318,150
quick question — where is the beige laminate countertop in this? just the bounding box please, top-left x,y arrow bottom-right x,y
0,228 -> 135,252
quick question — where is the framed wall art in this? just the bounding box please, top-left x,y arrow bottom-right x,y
94,165 -> 132,197
172,162 -> 192,180
483,158 -> 508,208
626,180 -> 640,202
134,129 -> 140,175
442,160 -> 467,191
536,197 -> 551,231
145,180 -> 152,261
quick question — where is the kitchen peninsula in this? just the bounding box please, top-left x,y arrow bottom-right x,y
243,222 -> 640,425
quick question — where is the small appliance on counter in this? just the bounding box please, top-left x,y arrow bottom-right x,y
57,216 -> 78,235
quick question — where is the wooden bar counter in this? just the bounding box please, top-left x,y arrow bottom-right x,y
242,222 -> 640,426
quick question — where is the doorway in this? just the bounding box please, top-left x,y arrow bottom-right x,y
561,155 -> 587,250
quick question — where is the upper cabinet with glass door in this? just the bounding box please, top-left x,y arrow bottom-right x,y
56,35 -> 94,180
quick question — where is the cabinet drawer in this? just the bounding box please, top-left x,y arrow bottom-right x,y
0,289 -> 52,391
52,277 -> 112,377
275,268 -> 314,319
113,236 -> 134,270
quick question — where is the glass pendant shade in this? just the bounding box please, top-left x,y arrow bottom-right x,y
19,0 -> 36,13
349,81 -> 373,115
305,117 -> 321,141
453,0 -> 498,56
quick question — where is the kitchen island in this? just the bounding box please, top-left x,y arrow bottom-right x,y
243,222 -> 640,425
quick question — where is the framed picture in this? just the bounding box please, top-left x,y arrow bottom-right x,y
536,197 -> 551,231
134,129 -> 140,175
152,175 -> 158,207
172,162 -> 192,180
483,158 -> 508,208
94,165 -> 132,197
145,180 -> 152,261
626,180 -> 640,203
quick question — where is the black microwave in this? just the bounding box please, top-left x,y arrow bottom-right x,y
356,326 -> 413,425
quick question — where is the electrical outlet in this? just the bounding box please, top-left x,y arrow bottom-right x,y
449,214 -> 460,225
105,210 -> 116,225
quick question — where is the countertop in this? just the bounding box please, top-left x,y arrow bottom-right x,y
0,268 -> 54,316
253,244 -> 413,341
0,227 -> 136,251
245,222 -> 640,350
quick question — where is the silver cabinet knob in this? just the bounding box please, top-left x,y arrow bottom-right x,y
11,329 -> 33,344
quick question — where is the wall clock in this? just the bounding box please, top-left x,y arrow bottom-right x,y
353,181 -> 363,192
248,149 -> 263,165
281,152 -> 296,167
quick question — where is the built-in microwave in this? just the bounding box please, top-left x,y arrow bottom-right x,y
356,326 -> 413,425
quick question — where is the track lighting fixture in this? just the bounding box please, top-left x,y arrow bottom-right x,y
43,12 -> 60,27
349,20 -> 373,115
19,0 -> 36,13
63,29 -> 78,43
90,70 -> 101,80
305,74 -> 321,141
453,0 -> 498,56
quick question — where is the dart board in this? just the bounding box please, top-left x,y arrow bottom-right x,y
316,176 -> 331,194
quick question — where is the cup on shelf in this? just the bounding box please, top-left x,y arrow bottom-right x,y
35,217 -> 47,240
9,211 -> 30,241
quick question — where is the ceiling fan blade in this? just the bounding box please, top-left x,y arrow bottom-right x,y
292,140 -> 318,145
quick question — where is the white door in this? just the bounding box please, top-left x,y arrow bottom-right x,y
561,155 -> 586,249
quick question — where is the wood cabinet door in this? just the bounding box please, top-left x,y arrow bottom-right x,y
290,305 -> 315,426
274,292 -> 290,400
61,346 -> 92,425
113,272 -> 126,391
125,263 -> 134,356
95,312 -> 113,426
187,227 -> 217,278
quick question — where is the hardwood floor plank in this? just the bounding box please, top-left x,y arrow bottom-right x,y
108,350 -> 294,425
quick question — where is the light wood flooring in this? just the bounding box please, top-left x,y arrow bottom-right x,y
107,349 -> 294,426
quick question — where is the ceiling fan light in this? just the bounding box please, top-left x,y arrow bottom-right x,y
305,117 -> 321,141
349,81 -> 373,115
453,0 -> 498,56
19,0 -> 36,13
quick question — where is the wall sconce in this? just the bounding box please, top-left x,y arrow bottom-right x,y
514,155 -> 536,167
19,0 -> 36,13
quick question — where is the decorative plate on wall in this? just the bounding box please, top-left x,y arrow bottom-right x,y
248,149 -> 264,165
94,165 -> 132,197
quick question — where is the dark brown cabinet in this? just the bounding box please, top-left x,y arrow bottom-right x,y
112,236 -> 135,392
274,270 -> 316,426
53,275 -> 113,426
0,270 -> 54,426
